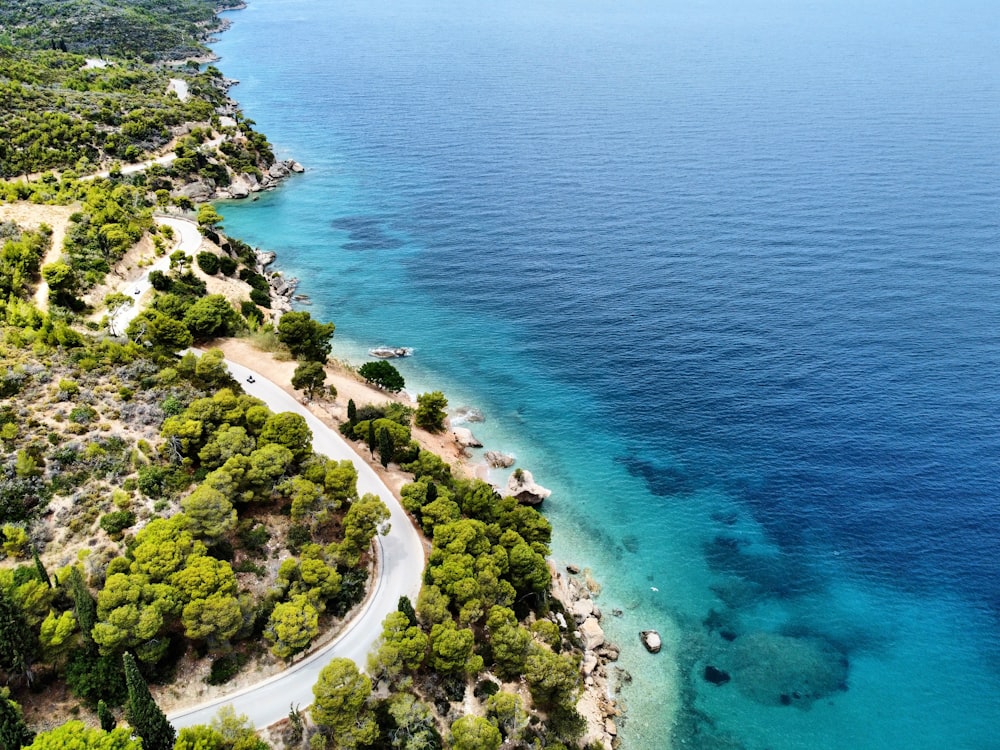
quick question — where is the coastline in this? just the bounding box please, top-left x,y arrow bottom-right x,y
203,4 -> 674,747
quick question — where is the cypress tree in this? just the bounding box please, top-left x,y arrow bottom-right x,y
378,427 -> 394,468
347,398 -> 357,426
32,551 -> 51,589
0,689 -> 33,750
98,699 -> 116,732
0,590 -> 37,685
367,420 -> 377,458
123,652 -> 175,750
397,596 -> 417,628
66,567 -> 97,645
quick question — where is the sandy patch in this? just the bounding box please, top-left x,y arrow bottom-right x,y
214,338 -> 470,476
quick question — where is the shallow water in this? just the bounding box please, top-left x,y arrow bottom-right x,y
212,0 -> 1000,747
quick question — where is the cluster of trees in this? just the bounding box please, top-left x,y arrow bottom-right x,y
0,48 -> 221,177
0,0 -> 243,60
277,310 -> 337,402
0,224 -> 50,300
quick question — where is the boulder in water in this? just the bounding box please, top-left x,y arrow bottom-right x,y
484,450 -> 515,468
640,630 -> 662,654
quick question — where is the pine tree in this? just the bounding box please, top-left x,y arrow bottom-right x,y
123,652 -> 175,750
0,590 -> 37,685
0,688 -> 33,750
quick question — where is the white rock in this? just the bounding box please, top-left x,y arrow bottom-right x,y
580,617 -> 606,650
582,652 -> 599,676
571,598 -> 595,623
640,629 -> 662,654
452,427 -> 483,448
503,469 -> 552,506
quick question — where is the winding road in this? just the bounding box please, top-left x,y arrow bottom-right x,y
108,216 -> 203,335
169,357 -> 425,729
109,216 -> 424,728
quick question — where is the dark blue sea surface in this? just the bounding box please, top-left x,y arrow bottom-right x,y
212,1 -> 1000,747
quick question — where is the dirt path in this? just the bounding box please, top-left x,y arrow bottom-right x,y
0,202 -> 78,311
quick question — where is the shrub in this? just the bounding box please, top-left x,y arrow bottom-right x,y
206,653 -> 248,686
99,510 -> 136,539
196,252 -> 220,275
69,404 -> 98,424
218,256 -> 237,276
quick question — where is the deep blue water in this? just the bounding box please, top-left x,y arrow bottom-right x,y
212,1 -> 1000,747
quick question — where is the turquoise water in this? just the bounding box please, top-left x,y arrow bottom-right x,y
212,1 -> 1000,747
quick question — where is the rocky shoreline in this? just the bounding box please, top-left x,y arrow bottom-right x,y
552,564 -> 629,749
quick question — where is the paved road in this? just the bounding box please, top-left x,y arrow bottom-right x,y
168,357 -> 425,729
109,216 -> 202,336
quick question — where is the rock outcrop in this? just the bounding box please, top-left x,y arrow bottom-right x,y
579,617 -> 606,650
503,469 -> 551,506
452,427 -> 483,448
483,450 -> 515,468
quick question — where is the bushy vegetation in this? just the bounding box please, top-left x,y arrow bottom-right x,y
0,0 -> 243,60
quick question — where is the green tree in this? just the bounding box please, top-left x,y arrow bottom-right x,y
67,566 -> 97,645
40,261 -> 78,306
378,426 -> 394,468
183,295 -> 238,341
123,651 -> 176,750
485,607 -> 531,679
337,494 -> 390,567
98,699 -> 116,732
357,361 -> 404,393
196,204 -> 223,231
379,692 -> 439,750
311,658 -> 377,749
291,361 -> 327,400
24,721 -> 141,750
0,687 -> 33,750
180,485 -> 236,541
414,391 -> 448,433
126,309 -> 193,351
367,610 -> 428,684
484,692 -> 528,740
0,588 -> 37,684
346,399 -> 357,426
428,620 -> 482,678
264,595 -> 318,660
39,610 -> 77,664
523,644 -> 581,710
276,312 -> 335,363
448,716 -> 501,750
257,412 -> 312,463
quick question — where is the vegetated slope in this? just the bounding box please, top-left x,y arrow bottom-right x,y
0,0 -> 243,61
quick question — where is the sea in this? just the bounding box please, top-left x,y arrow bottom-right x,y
210,1 -> 1000,748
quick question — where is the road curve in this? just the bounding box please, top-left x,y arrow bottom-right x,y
168,357 -> 425,729
109,216 -> 202,336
